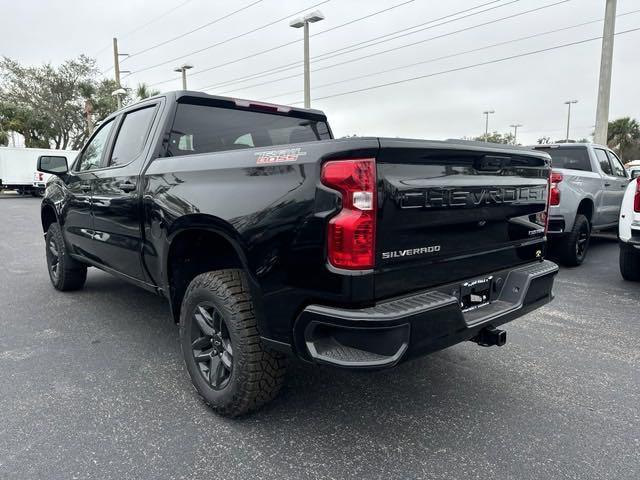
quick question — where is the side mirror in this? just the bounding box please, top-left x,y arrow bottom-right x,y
37,155 -> 68,175
631,170 -> 640,179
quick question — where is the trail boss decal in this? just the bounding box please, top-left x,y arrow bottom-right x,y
382,245 -> 441,260
255,148 -> 307,165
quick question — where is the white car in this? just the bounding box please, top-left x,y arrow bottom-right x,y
619,175 -> 640,280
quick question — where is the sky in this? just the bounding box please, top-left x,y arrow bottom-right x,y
1,0 -> 639,145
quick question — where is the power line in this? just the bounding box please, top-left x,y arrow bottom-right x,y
280,27 -> 640,105
147,0 -> 421,87
197,0 -> 514,92
205,0 -> 567,95
129,0 -> 331,75
93,0 -> 196,59
124,0 -> 264,61
245,8 -> 640,100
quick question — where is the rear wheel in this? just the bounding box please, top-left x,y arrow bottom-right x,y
557,214 -> 591,266
619,243 -> 640,281
45,223 -> 87,291
179,269 -> 288,417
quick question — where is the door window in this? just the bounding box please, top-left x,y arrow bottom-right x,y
76,120 -> 114,171
594,149 -> 612,175
606,151 -> 627,178
110,106 -> 158,166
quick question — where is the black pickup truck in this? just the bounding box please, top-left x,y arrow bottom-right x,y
38,91 -> 558,416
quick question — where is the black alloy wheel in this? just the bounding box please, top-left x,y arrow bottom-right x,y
575,221 -> 590,261
190,303 -> 233,390
47,237 -> 60,282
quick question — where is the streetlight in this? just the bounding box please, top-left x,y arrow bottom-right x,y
482,110 -> 495,142
564,100 -> 578,142
174,63 -> 194,90
111,88 -> 127,110
510,124 -> 523,145
289,10 -> 325,108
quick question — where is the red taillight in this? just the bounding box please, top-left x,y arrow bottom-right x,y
634,177 -> 640,213
550,170 -> 562,206
321,159 -> 376,270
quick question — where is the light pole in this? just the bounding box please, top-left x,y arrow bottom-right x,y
510,124 -> 523,145
564,100 -> 578,142
111,88 -> 127,110
289,10 -> 325,108
483,110 -> 495,142
174,63 -> 194,90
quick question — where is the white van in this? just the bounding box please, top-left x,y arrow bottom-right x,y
0,147 -> 78,195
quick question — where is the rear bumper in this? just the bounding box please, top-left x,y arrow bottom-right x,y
294,260 -> 558,368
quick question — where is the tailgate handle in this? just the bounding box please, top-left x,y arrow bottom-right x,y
477,155 -> 509,171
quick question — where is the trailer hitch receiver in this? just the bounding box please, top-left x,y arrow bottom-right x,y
471,326 -> 506,347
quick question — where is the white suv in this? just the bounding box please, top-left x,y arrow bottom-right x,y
619,176 -> 640,280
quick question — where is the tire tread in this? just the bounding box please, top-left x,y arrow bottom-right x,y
181,269 -> 287,417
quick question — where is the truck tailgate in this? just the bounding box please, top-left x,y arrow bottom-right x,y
375,139 -> 550,299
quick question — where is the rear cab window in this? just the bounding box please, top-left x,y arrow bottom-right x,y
594,148 -> 613,175
110,105 -> 158,167
533,146 -> 591,172
167,100 -> 332,157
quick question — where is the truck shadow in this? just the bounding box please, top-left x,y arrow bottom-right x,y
81,270 -> 535,455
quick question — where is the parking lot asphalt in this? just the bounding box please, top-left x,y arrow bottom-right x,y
0,194 -> 638,480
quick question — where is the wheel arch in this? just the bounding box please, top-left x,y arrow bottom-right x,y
576,197 -> 595,225
41,200 -> 59,233
163,215 -> 258,323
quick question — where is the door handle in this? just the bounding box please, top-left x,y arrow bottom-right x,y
604,183 -> 611,187
80,184 -> 91,192
117,181 -> 137,192
621,184 -> 628,188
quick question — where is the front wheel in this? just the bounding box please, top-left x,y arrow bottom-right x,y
557,214 -> 591,266
45,223 -> 87,291
619,243 -> 640,281
180,269 -> 288,417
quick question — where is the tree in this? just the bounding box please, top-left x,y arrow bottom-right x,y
0,100 -> 55,148
136,83 -> 160,100
607,117 -> 640,161
474,131 -> 516,144
537,136 -> 551,144
0,55 -> 142,149
0,55 -> 96,149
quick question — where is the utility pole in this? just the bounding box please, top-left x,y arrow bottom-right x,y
113,37 -> 122,109
290,10 -> 325,109
594,0 -> 617,145
483,110 -> 495,141
564,100 -> 578,142
510,124 -> 523,145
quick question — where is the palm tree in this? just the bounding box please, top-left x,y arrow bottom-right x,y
607,117 -> 640,160
136,83 -> 160,100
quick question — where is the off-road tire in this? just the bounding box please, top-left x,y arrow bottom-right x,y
557,214 -> 591,266
180,269 -> 288,417
45,222 -> 87,291
619,243 -> 640,281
